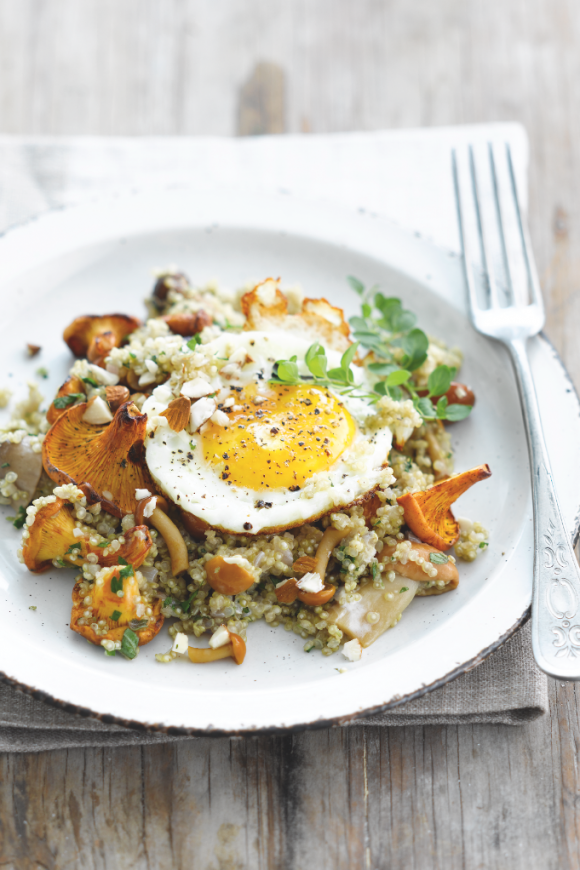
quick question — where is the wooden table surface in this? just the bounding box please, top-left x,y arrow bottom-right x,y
1,2 -> 580,868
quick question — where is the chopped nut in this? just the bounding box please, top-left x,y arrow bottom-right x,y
160,396 -> 191,432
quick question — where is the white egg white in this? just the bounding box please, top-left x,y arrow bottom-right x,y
142,331 -> 393,534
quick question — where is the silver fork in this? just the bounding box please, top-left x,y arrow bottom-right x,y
453,141 -> 580,680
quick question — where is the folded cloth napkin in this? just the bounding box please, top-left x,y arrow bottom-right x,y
0,128 -> 550,751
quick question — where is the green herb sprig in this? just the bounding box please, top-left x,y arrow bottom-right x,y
53,393 -> 85,409
270,277 -> 473,423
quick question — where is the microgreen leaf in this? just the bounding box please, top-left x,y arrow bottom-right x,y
415,397 -> 437,419
427,365 -> 454,398
385,369 -> 411,387
398,329 -> 429,371
340,342 -> 359,373
305,343 -> 327,378
347,276 -> 365,295
445,403 -> 472,422
436,396 -> 449,419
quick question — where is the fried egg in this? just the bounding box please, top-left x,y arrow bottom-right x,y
142,331 -> 393,535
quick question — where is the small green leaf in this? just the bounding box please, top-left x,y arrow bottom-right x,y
120,628 -> 139,660
305,343 -> 327,379
347,276 -> 365,295
65,544 -> 80,555
110,610 -> 122,621
182,590 -> 199,613
36,367 -> 49,379
479,542 -> 488,549
118,557 -> 129,565
97,540 -> 109,548
110,574 -> 124,595
105,650 -> 116,657
119,564 -> 134,580
371,563 -> 378,580
275,360 -> 300,384
362,302 -> 372,318
385,369 -> 411,387
445,403 -> 472,422
399,586 -> 409,593
367,362 -> 399,376
1,462 -> 9,468
53,393 -> 85,409
340,341 -> 359,373
429,552 -> 449,564
415,396 -> 437,419
399,329 -> 429,371
82,376 -> 99,388
436,396 -> 449,418
427,365 -> 453,398
163,597 -> 174,608
187,334 -> 202,350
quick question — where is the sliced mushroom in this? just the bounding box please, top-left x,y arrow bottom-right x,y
63,314 -> 140,362
187,625 -> 246,665
379,541 -> 459,593
0,437 -> 43,510
43,400 -> 156,516
205,555 -> 258,595
22,497 -> 153,573
397,464 -> 491,550
152,272 -> 190,307
326,576 -> 419,648
70,565 -> 163,646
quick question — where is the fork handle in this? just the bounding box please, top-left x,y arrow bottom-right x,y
508,337 -> 580,679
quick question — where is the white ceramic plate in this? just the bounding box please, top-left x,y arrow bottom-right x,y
1,188 -> 579,734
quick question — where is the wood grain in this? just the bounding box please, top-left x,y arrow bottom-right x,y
2,0 -> 580,868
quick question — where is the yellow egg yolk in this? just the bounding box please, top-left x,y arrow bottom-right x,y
200,383 -> 356,491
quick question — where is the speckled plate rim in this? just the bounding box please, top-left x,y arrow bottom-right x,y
0,185 -> 578,735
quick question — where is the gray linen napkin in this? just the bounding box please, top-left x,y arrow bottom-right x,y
0,133 -> 549,751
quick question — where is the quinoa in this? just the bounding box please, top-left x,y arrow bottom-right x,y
2,272 -> 490,662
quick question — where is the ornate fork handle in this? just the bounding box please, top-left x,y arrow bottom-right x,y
509,338 -> 580,677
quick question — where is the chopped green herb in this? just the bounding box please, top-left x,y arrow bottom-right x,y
110,574 -> 124,595
479,542 -> 489,549
404,458 -> 413,472
162,596 -> 174,608
399,586 -> 409,593
129,618 -> 149,630
82,376 -> 99,388
7,506 -> 27,529
97,541 -> 109,548
1,462 -> 9,468
56,558 -> 66,568
105,650 -> 116,657
242,607 -> 250,614
120,628 -> 139,660
119,564 -> 134,580
151,355 -> 158,363
371,563 -> 378,580
187,334 -> 202,350
118,557 -> 129,565
29,605 -> 37,611
182,590 -> 199,613
129,352 -> 137,360
36,366 -> 49,379
190,441 -> 196,450
65,544 -> 80,555
429,552 -> 449,564
53,393 -> 84,409
110,610 -> 122,621
192,614 -> 204,622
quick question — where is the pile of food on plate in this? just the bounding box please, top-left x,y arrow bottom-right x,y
0,270 -> 491,665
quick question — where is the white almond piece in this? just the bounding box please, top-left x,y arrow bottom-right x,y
209,624 -> 230,649
296,572 -> 324,593
172,632 -> 189,655
190,397 -> 216,431
82,396 -> 114,425
143,497 -> 157,518
145,359 -> 159,374
181,378 -> 214,399
138,372 -> 157,387
219,363 -> 240,376
211,409 -> 230,427
87,364 -> 119,386
342,639 -> 362,662
135,488 -> 152,500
